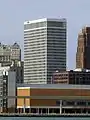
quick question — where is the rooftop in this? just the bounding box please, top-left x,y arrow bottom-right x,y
17,84 -> 90,90
24,18 -> 66,25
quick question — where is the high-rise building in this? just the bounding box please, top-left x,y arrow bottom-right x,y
0,42 -> 21,67
24,18 -> 67,84
76,26 -> 90,69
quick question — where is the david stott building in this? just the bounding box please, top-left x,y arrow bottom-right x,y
76,26 -> 90,69
24,18 -> 67,84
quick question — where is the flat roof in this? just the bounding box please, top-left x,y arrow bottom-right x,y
24,18 -> 66,25
17,84 -> 90,90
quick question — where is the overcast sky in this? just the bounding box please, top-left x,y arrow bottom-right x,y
0,0 -> 90,69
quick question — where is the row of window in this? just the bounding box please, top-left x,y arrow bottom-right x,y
24,21 -> 66,30
24,52 -> 46,56
24,80 -> 46,83
24,59 -> 45,62
24,47 -> 65,51
24,37 -> 66,41
24,30 -> 47,35
24,35 -> 66,39
24,74 -> 46,77
24,32 -> 66,37
24,54 -> 66,58
24,33 -> 47,38
24,31 -> 66,37
47,27 -> 66,31
24,41 -> 46,45
24,44 -> 46,48
24,22 -> 47,30
47,30 -> 66,34
24,27 -> 66,33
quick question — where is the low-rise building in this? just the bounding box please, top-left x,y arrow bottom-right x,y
52,69 -> 90,84
17,84 -> 90,114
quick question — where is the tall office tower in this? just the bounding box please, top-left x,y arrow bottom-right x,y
24,18 -> 67,84
76,26 -> 90,69
0,42 -> 21,66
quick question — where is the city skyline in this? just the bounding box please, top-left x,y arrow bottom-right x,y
0,0 -> 90,69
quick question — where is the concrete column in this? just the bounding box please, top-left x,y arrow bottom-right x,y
23,98 -> 25,113
86,101 -> 88,114
60,100 -> 62,114
41,108 -> 42,114
81,109 -> 82,114
29,108 -> 31,113
75,101 -> 77,106
15,98 -> 16,113
48,108 -> 49,115
37,108 -> 39,114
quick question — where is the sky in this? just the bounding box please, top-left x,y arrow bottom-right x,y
0,0 -> 90,70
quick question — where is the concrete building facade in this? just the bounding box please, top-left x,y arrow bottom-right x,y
76,26 -> 90,69
0,67 -> 16,112
10,60 -> 24,83
24,18 -> 67,84
0,61 -> 24,113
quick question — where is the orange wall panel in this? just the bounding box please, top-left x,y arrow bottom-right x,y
17,98 -> 30,106
30,89 -> 90,96
25,99 -> 30,106
17,98 -> 24,106
17,88 -> 90,107
30,99 -> 56,106
17,89 -> 30,96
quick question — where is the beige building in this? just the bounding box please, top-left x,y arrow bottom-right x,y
0,42 -> 21,67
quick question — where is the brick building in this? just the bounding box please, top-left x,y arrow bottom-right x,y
76,26 -> 90,69
52,69 -> 90,84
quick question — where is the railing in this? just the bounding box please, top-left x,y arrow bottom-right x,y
0,96 -> 90,99
0,113 -> 90,116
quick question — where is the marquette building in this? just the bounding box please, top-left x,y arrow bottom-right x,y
76,26 -> 90,69
24,18 -> 67,84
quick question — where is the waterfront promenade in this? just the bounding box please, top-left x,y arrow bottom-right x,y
0,113 -> 90,117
